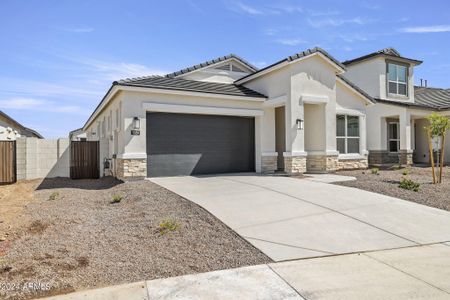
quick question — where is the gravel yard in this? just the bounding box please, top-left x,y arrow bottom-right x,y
335,166 -> 450,211
0,178 -> 270,299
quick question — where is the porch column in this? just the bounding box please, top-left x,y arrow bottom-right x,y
399,110 -> 413,165
283,90 -> 307,175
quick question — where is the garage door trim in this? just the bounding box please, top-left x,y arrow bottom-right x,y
143,102 -> 264,117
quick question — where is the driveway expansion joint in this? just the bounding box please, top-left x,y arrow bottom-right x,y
267,264 -> 309,300
244,236 -> 335,255
222,177 -> 420,246
363,252 -> 450,295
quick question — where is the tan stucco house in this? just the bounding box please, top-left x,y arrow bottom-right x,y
0,110 -> 43,141
82,47 -> 449,179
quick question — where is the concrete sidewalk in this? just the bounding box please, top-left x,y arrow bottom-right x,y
150,174 -> 450,261
45,243 -> 450,300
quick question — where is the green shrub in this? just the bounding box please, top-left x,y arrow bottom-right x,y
370,168 -> 379,175
402,168 -> 410,176
399,178 -> 420,192
158,219 -> 180,235
390,164 -> 402,170
110,194 -> 123,204
48,192 -> 59,201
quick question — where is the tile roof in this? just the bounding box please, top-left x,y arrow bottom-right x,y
115,76 -> 266,98
236,47 -> 345,83
414,86 -> 450,110
0,110 -> 43,138
342,47 -> 423,66
164,54 -> 257,78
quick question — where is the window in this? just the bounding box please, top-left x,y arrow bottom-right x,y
336,115 -> 360,154
388,122 -> 400,152
388,63 -> 408,96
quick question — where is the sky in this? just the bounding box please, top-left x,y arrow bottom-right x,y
1,0 -> 450,138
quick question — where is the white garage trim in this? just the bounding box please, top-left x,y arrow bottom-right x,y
264,94 -> 287,107
142,102 -> 264,117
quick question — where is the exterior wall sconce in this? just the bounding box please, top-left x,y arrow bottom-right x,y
296,118 -> 304,130
133,117 -> 140,130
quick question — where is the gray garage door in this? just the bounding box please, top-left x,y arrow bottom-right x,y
146,112 -> 255,177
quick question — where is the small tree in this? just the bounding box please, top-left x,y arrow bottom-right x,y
425,113 -> 450,184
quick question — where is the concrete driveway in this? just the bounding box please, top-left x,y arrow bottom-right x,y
150,174 -> 450,261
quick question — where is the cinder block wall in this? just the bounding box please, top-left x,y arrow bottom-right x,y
16,137 -> 70,180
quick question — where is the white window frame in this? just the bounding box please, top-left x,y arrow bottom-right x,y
387,62 -> 408,96
336,115 -> 360,154
388,121 -> 400,153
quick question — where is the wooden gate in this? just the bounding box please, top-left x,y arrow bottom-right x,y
70,141 -> 100,179
0,141 -> 16,184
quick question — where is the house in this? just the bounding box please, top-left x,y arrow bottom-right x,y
0,110 -> 43,140
82,47 -> 449,179
343,48 -> 450,165
69,128 -> 87,141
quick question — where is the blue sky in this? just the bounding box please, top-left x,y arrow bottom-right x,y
1,0 -> 450,138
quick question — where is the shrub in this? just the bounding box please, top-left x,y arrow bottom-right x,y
48,192 -> 59,201
399,178 -> 420,192
390,164 -> 402,170
110,194 -> 123,204
370,168 -> 379,175
402,168 -> 410,176
158,219 -> 180,235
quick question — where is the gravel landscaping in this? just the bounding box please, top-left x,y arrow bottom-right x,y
335,166 -> 450,211
0,178 -> 270,299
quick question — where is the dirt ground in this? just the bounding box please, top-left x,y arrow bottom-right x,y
0,180 -> 42,241
335,166 -> 450,211
0,178 -> 270,299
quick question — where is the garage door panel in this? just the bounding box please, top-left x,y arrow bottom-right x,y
147,113 -> 255,177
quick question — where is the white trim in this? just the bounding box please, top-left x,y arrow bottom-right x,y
120,85 -> 265,102
264,94 -> 287,107
176,57 -> 255,79
262,152 -> 278,157
283,151 -> 307,157
117,153 -> 147,159
338,154 -> 366,160
84,85 -> 120,130
83,85 -> 266,130
301,94 -> 329,104
143,102 -> 264,117
306,150 -> 340,156
336,107 -> 365,117
236,52 -> 345,84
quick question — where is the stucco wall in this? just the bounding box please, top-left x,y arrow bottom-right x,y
16,137 -> 69,180
344,57 -> 415,103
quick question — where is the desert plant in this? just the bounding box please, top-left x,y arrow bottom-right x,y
390,164 -> 402,170
110,194 -> 123,204
399,177 -> 420,192
48,192 -> 59,201
370,167 -> 379,175
425,113 -> 450,184
402,168 -> 410,176
158,219 -> 180,235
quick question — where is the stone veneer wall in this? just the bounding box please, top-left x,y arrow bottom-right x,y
117,158 -> 147,180
398,150 -> 413,165
261,155 -> 277,173
368,150 -> 399,165
337,157 -> 368,170
305,155 -> 339,173
284,156 -> 306,175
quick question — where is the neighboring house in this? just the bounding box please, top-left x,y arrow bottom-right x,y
0,110 -> 43,140
82,47 -> 450,179
69,128 -> 87,141
343,48 -> 450,165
